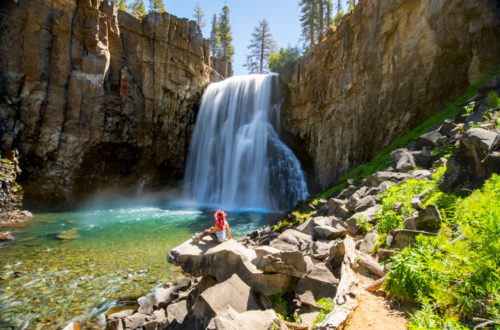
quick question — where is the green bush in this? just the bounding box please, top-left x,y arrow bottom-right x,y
487,91 -> 500,108
384,174 -> 500,327
312,298 -> 335,328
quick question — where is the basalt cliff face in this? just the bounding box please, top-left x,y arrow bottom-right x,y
0,0 -> 212,206
283,0 -> 500,189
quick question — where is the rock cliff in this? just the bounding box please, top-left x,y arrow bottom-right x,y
283,0 -> 500,189
0,0 -> 212,206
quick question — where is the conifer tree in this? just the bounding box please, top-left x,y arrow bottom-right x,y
130,0 -> 146,17
193,2 -> 206,29
299,0 -> 333,49
148,0 -> 165,13
244,19 -> 276,74
210,14 -> 220,57
217,6 -> 234,62
112,0 -> 128,11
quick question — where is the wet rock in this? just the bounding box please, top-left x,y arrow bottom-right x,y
391,148 -> 416,172
295,263 -> 338,307
167,300 -> 188,325
387,229 -> 437,249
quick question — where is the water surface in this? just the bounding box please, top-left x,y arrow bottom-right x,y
0,203 -> 278,329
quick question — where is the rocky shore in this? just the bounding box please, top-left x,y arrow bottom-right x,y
102,77 -> 499,329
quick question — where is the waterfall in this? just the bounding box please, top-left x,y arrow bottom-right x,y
183,74 -> 308,211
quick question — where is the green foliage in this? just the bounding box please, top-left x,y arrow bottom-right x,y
384,175 -> 500,327
272,291 -> 288,317
268,47 -> 303,81
273,210 -> 314,231
148,0 -> 165,13
487,91 -> 500,108
312,298 -> 335,328
299,0 -> 333,49
244,19 -> 276,74
210,14 -> 220,57
130,0 -> 146,17
355,214 -> 373,234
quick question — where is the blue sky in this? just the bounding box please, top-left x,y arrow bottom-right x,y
163,0 -> 303,76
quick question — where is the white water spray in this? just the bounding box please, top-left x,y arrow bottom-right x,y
183,75 -> 308,211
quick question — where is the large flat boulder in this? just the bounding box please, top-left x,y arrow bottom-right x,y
269,229 -> 313,254
254,250 -> 308,278
295,263 -> 338,307
208,306 -> 284,330
168,238 -> 293,295
387,229 -> 437,249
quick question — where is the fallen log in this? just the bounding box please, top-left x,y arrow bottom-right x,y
365,275 -> 387,292
354,255 -> 386,277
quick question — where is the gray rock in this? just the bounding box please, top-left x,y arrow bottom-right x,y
152,287 -> 176,308
354,196 -> 376,213
327,198 -> 351,220
391,148 -> 416,172
108,309 -> 134,320
411,196 -> 423,210
137,293 -> 154,315
106,319 -> 123,330
167,300 -> 188,324
209,307 -> 283,330
313,224 -> 348,240
414,205 -> 443,232
312,240 -> 337,260
358,232 -> 378,254
415,131 -> 443,149
326,239 -> 345,269
193,274 -> 260,318
377,249 -> 396,262
411,149 -> 433,168
270,229 -> 314,254
387,229 -> 437,249
363,171 -> 411,187
346,205 -> 381,235
124,313 -> 147,329
143,320 -> 159,330
439,128 -> 499,194
439,119 -> 457,137
174,277 -> 192,291
257,250 -> 308,278
296,218 -> 315,236
295,263 -> 338,307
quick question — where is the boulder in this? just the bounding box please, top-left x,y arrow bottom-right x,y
192,274 -> 260,319
326,198 -> 351,220
346,205 -> 381,235
354,196 -> 376,213
296,218 -> 315,236
137,293 -> 154,315
108,309 -> 134,320
256,250 -> 308,278
313,224 -> 348,240
209,306 -> 284,330
174,277 -> 192,291
105,319 -> 123,330
270,229 -> 314,254
363,171 -> 410,187
295,263 -> 338,307
415,131 -> 443,149
439,128 -> 499,194
152,287 -> 176,308
168,238 -> 294,295
390,148 -> 416,172
414,205 -> 443,232
124,313 -> 147,329
166,300 -> 188,325
439,119 -> 457,137
312,240 -> 337,260
387,229 -> 437,249
358,232 -> 378,254
326,239 -> 345,269
411,149 -> 433,168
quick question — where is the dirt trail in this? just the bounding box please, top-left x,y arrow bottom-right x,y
343,275 -> 409,330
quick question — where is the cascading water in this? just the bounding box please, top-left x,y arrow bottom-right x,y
183,74 -> 309,211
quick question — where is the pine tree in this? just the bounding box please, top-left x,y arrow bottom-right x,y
148,0 -> 165,13
244,19 -> 276,74
210,14 -> 220,57
193,2 -> 206,29
217,6 -> 234,62
299,0 -> 318,49
130,0 -> 146,17
336,0 -> 342,14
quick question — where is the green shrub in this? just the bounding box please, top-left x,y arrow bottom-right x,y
312,298 -> 335,328
268,47 -> 303,81
384,175 -> 500,327
356,214 -> 373,234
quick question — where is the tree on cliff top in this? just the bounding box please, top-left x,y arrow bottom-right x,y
193,2 -> 206,29
299,0 -> 333,49
217,6 -> 235,62
268,47 -> 302,81
131,0 -> 146,17
148,0 -> 165,13
112,0 -> 128,11
244,19 -> 276,74
210,14 -> 220,57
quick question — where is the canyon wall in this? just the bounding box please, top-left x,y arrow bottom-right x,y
283,0 -> 500,189
0,0 -> 212,206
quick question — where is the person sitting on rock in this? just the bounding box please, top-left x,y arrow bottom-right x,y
194,209 -> 232,242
